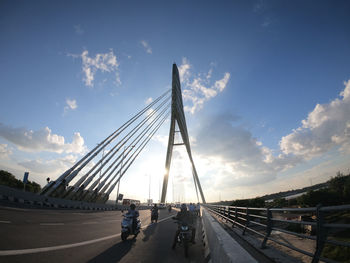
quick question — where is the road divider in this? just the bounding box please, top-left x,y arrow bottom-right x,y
201,208 -> 257,263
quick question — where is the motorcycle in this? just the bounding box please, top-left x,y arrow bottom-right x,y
121,214 -> 141,241
173,220 -> 192,257
151,209 -> 158,223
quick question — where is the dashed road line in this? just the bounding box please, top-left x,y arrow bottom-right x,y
0,214 -> 174,256
0,220 -> 11,224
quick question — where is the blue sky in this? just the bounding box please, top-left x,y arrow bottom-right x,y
1,0 -> 350,203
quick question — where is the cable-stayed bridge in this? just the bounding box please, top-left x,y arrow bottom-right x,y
0,64 -> 349,263
40,64 -> 205,205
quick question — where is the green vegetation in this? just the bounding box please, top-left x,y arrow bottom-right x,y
214,172 -> 350,208
0,170 -> 41,193
297,172 -> 350,207
230,197 -> 265,208
322,229 -> 350,263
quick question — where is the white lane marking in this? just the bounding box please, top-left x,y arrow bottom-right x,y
0,221 -> 11,224
0,207 -> 30,212
39,223 -> 64,226
0,214 -> 174,256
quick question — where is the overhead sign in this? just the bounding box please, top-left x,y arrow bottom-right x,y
23,172 -> 29,184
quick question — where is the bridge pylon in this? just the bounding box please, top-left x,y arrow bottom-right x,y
160,64 -> 206,204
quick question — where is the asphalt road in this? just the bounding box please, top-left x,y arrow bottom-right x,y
0,206 -> 205,263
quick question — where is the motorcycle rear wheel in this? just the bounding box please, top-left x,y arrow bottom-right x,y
183,239 -> 189,257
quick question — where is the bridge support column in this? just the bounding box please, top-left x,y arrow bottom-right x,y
160,64 -> 206,204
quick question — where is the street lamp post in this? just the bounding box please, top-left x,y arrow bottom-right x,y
116,145 -> 135,204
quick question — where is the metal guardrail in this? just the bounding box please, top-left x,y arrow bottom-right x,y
203,204 -> 350,263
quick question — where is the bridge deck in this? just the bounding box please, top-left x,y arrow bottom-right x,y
0,206 -> 205,263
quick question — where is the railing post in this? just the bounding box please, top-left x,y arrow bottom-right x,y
225,206 -> 230,223
242,207 -> 250,235
312,204 -> 327,263
261,208 -> 272,249
233,207 -> 237,228
227,206 -> 231,223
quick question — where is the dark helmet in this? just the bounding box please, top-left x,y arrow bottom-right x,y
130,203 -> 136,210
154,204 -> 157,207
181,204 -> 187,211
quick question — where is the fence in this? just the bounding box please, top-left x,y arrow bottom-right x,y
203,204 -> 350,263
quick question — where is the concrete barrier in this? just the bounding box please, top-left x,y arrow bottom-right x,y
202,208 -> 257,263
0,185 -> 116,210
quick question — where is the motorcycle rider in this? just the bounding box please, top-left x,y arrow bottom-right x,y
151,204 -> 159,223
172,204 -> 196,249
126,203 -> 139,234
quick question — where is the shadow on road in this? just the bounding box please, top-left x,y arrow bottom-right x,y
142,223 -> 158,242
87,238 -> 136,263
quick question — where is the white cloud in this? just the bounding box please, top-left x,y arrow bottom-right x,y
64,98 -> 78,113
74,24 -> 84,35
178,57 -> 191,83
194,113 -> 301,188
179,58 -> 230,114
0,144 -> 12,158
18,155 -> 77,174
66,98 -> 77,110
192,79 -> 350,199
280,80 -> 350,158
76,49 -> 120,87
140,40 -> 152,54
145,97 -> 153,105
0,123 -> 87,154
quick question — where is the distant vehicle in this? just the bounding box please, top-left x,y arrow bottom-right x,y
158,203 -> 166,209
122,199 -> 140,206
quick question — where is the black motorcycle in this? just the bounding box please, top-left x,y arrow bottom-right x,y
173,220 -> 191,257
151,209 -> 158,223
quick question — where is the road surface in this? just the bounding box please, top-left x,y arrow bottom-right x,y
0,205 -> 205,262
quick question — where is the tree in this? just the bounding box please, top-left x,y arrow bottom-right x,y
0,170 -> 41,193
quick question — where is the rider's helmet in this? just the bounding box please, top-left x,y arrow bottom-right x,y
181,203 -> 187,211
154,204 -> 157,207
130,203 -> 136,210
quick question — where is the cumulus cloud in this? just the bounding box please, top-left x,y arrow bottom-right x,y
280,80 -> 350,158
0,123 -> 87,154
0,144 -> 12,158
194,80 -> 350,192
179,58 -> 230,114
193,113 -> 302,188
140,40 -> 152,54
18,155 -> 77,174
71,49 -> 120,87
